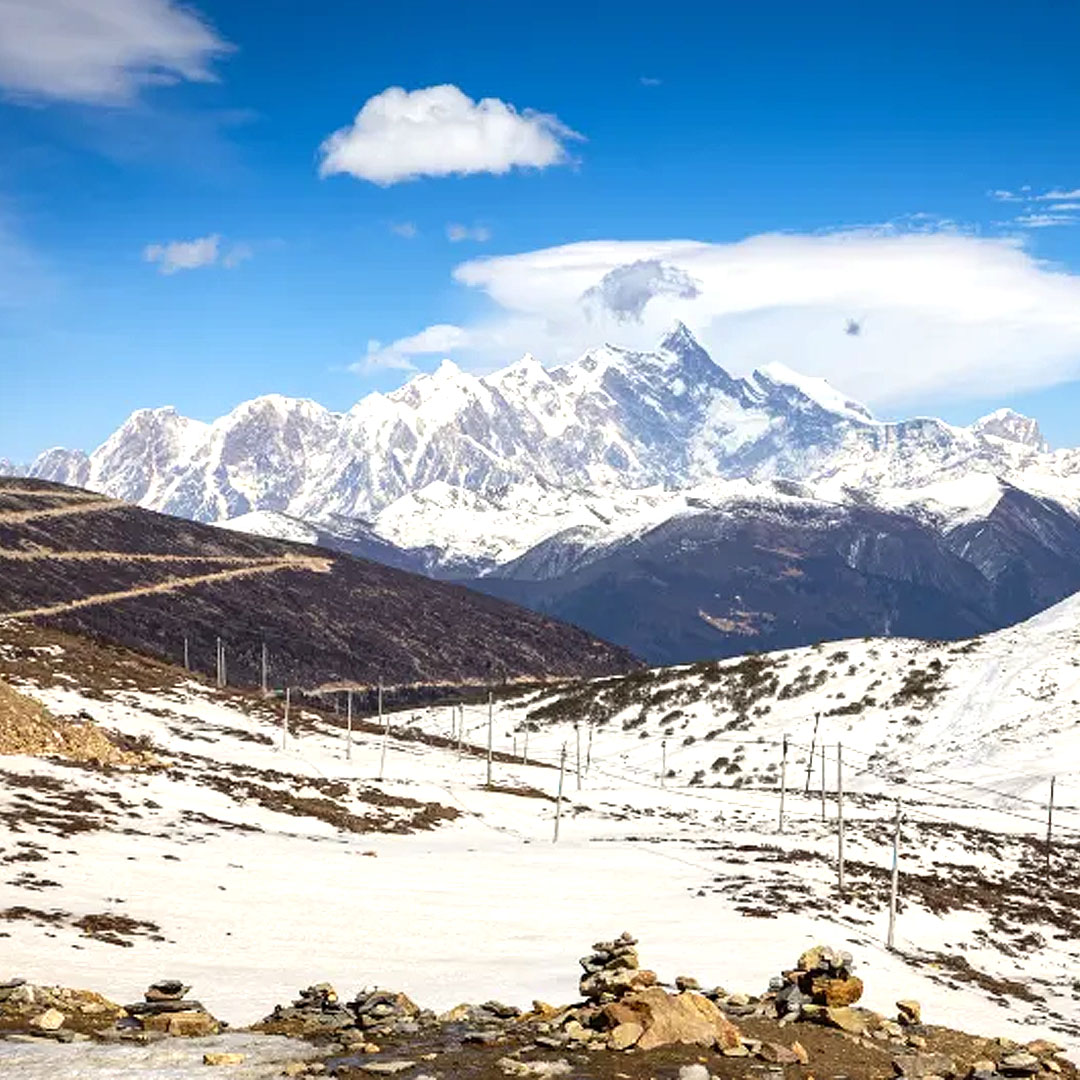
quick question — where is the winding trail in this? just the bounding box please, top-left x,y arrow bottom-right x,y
0,550 -> 295,564
0,498 -> 123,526
3,555 -> 333,620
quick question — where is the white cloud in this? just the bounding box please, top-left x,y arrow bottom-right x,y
318,84 -> 582,185
390,222 -> 418,239
1037,188 -> 1080,201
221,241 -> 252,268
351,325 -> 472,375
1049,203 -> 1080,211
446,223 -> 491,243
375,231 -> 1080,409
0,0 -> 231,105
1011,213 -> 1078,229
640,76 -> 662,87
582,259 -> 700,321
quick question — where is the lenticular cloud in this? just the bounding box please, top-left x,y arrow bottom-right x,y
317,84 -> 582,185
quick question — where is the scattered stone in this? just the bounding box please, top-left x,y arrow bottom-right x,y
897,1000 -> 922,1026
360,1062 -> 416,1075
893,1052 -> 958,1078
678,1065 -> 710,1080
675,976 -> 702,992
759,1042 -> 800,1064
29,1007 -> 65,1031
824,1006 -> 874,1036
999,1052 -> 1040,1076
608,1022 -> 644,1051
203,1052 -> 245,1066
498,1058 -> 573,1078
791,1041 -> 810,1065
147,980 -> 189,1002
142,1010 -> 220,1037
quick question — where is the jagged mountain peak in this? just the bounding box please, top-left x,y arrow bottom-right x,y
752,362 -> 876,422
972,407 -> 1048,451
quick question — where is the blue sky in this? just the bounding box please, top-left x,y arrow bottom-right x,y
4,0 -> 1080,461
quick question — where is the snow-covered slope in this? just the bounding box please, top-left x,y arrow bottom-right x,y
23,324 -> 1080,572
4,598 -> 1080,1056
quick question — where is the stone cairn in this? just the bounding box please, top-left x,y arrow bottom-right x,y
771,944 -> 863,1021
578,932 -> 657,1003
122,979 -> 221,1037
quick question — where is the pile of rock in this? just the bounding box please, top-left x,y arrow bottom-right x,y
578,932 -> 657,1003
122,979 -> 220,1037
350,988 -> 433,1039
260,983 -> 354,1039
768,946 -> 868,1028
0,977 -> 123,1041
565,932 -> 743,1054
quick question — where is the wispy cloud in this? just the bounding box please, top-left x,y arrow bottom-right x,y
370,230 -> 1080,409
318,84 -> 583,185
143,233 -> 253,274
446,223 -> 491,243
351,325 -> 472,375
639,76 -> 662,87
0,0 -> 232,106
989,185 -> 1080,227
1011,212 -> 1078,229
389,221 -> 418,239
221,241 -> 253,268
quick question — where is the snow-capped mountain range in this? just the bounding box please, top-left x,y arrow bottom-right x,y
11,324 -> 1074,560
11,324 -> 1080,661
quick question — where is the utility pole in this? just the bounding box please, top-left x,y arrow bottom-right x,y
660,739 -> 667,788
523,725 -> 529,766
377,677 -> 388,781
281,687 -> 290,750
586,720 -> 594,775
837,742 -> 846,895
456,703 -> 464,759
1046,776 -> 1057,873
779,734 -> 788,833
215,636 -> 222,687
346,690 -> 353,762
821,745 -> 827,822
575,722 -> 582,791
554,743 -> 566,843
183,635 -> 189,672
486,690 -> 494,787
887,800 -> 902,950
805,712 -> 820,794
261,643 -> 268,695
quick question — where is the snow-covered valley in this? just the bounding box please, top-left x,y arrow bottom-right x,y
3,591 -> 1080,1061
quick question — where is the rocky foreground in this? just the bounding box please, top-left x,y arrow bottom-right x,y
1,937 -> 1074,1079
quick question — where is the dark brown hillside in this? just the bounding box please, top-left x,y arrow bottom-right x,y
0,479 -> 639,689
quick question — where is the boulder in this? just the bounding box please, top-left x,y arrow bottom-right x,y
608,1021 -> 644,1051
612,987 -> 741,1052
893,1052 -> 958,1078
897,1000 -> 921,1026
203,1052 -> 245,1066
825,1006 -> 873,1036
29,1007 -> 65,1031
811,975 -> 864,1007
142,1010 -> 220,1037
